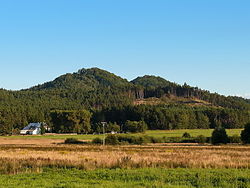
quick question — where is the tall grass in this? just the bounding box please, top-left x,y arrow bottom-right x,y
0,144 -> 249,174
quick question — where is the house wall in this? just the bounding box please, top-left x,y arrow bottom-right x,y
31,128 -> 41,135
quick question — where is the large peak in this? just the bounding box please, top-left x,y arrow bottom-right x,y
29,67 -> 131,91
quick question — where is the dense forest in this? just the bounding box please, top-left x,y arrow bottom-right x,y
0,67 -> 249,134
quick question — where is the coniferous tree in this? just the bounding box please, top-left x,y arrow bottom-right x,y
211,127 -> 229,145
241,123 -> 250,144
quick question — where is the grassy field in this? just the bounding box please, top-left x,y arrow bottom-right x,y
0,129 -> 248,188
1,168 -> 250,188
3,129 -> 243,140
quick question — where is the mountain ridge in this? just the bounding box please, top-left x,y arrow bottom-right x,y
1,67 -> 247,102
0,67 -> 249,109
0,67 -> 249,132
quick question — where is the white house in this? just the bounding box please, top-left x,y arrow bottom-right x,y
20,122 -> 45,135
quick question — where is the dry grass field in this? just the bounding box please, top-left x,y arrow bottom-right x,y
0,137 -> 249,187
0,138 -> 249,175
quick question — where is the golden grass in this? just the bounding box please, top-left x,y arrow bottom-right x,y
0,138 -> 63,145
0,141 -> 249,174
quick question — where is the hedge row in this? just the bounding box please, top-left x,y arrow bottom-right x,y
92,134 -> 242,145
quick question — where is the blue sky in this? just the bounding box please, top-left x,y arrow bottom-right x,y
0,0 -> 249,98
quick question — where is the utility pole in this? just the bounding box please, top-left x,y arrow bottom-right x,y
101,122 -> 106,146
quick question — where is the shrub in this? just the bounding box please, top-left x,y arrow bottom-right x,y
241,123 -> 250,144
182,132 -> 191,138
117,135 -> 150,145
105,134 -> 120,145
11,128 -> 20,135
180,138 -> 196,143
229,135 -> 241,144
133,136 -> 150,145
131,137 -> 144,145
92,137 -> 103,144
195,135 -> 207,144
211,127 -> 229,145
166,137 -> 182,143
64,138 -> 84,144
117,135 -> 133,144
149,136 -> 164,143
40,124 -> 46,135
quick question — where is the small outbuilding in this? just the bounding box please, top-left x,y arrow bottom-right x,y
20,122 -> 47,135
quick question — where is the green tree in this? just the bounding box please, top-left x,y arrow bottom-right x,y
241,123 -> 250,144
211,127 -> 229,145
124,120 -> 148,133
106,122 -> 120,133
196,112 -> 210,129
0,117 -> 12,136
50,110 -> 92,134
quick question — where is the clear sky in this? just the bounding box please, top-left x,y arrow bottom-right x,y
0,0 -> 249,98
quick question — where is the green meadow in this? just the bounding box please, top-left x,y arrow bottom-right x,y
1,168 -> 249,188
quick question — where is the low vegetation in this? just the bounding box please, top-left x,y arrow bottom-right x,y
0,168 -> 250,188
89,127 -> 246,145
0,143 -> 249,174
64,138 -> 85,144
0,127 -> 248,187
2,129 -> 243,140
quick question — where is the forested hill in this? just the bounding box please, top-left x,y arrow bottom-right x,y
0,67 -> 249,132
131,75 -> 174,88
131,75 -> 250,110
25,67 -> 250,110
29,68 -> 132,91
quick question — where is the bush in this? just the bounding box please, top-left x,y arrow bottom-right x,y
182,132 -> 191,138
241,123 -> 250,144
180,138 -> 196,143
117,135 -> 133,144
133,136 -> 150,145
92,137 -> 103,144
11,128 -> 20,135
131,137 -> 144,145
195,135 -> 207,144
117,135 -> 151,145
40,124 -> 46,135
105,134 -> 120,145
164,137 -> 182,143
229,135 -> 241,144
149,136 -> 164,143
64,138 -> 84,144
211,127 -> 229,145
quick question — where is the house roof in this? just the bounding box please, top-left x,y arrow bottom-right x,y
22,123 -> 42,130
